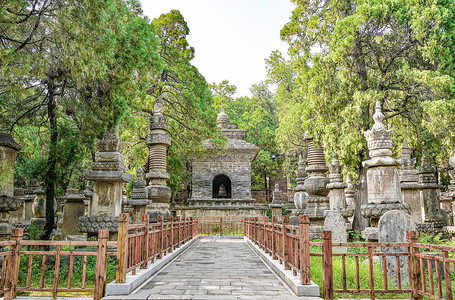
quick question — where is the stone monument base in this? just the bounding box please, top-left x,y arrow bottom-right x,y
147,203 -> 171,222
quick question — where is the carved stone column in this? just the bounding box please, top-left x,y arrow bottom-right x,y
361,102 -> 410,240
146,97 -> 172,221
270,183 -> 284,220
293,155 -> 307,212
0,133 -> 21,237
398,139 -> 421,223
416,157 -> 446,233
78,128 -> 132,237
327,153 -> 353,227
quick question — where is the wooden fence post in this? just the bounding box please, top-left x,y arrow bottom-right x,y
94,229 -> 109,300
407,231 -> 422,300
299,215 -> 311,285
141,214 -> 149,269
263,217 -> 268,252
168,216 -> 174,253
322,230 -> 334,300
116,213 -> 129,283
272,216 -> 278,260
219,217 -> 223,236
158,215 -> 164,258
282,216 -> 289,270
4,228 -> 23,300
193,217 -> 198,238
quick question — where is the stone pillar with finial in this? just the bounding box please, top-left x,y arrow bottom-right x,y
0,133 -> 21,238
326,153 -> 353,228
398,139 -> 422,223
270,183 -> 284,220
345,175 -> 356,210
416,156 -> 446,234
78,127 -> 132,238
124,166 -> 150,223
293,155 -> 307,213
145,97 -> 172,222
361,101 -> 410,240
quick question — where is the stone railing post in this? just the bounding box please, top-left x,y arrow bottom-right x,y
322,230 -> 333,300
94,229 -> 109,300
299,215 -> 311,285
115,213 -> 129,283
141,214 -> 149,269
407,231 -> 422,300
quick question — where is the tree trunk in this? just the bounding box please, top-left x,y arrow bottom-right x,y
43,81 -> 57,240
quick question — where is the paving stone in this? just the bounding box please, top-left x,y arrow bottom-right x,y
135,237 -> 293,297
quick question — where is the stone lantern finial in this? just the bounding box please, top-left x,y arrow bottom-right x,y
217,106 -> 230,124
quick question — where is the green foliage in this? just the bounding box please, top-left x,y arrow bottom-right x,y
26,224 -> 45,240
271,0 -> 455,175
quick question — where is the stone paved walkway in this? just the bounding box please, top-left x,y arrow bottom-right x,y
130,237 -> 303,299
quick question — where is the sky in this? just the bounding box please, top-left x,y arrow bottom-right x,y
141,0 -> 295,97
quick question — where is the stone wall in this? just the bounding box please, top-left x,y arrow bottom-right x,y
175,207 -> 267,221
192,160 -> 253,199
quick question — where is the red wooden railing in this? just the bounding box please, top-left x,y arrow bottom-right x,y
115,214 -> 197,283
245,216 -> 455,300
198,218 -> 245,236
1,228 -> 114,300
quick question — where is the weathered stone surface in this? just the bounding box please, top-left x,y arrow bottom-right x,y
294,192 -> 308,210
378,210 -> 416,285
78,216 -> 119,233
324,211 -> 347,252
0,132 -> 21,236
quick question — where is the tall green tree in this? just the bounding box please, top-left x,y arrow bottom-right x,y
0,0 -> 162,239
121,10 -> 220,196
274,0 -> 455,174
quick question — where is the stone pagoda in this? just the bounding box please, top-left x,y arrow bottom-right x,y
0,132 -> 21,238
298,137 -> 330,239
123,166 -> 150,223
145,97 -> 172,220
78,128 -> 132,237
361,101 -> 410,240
175,107 -> 267,221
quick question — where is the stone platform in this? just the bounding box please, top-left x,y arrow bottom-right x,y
174,204 -> 267,221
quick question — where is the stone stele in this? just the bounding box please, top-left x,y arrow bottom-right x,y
378,210 -> 416,285
324,211 -> 347,253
